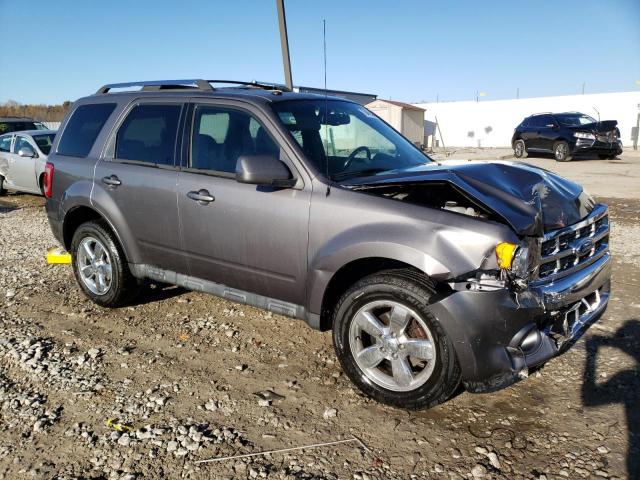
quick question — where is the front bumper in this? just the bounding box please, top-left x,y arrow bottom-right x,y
428,252 -> 611,393
572,138 -> 622,156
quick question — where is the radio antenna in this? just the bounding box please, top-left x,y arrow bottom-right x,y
323,19 -> 331,196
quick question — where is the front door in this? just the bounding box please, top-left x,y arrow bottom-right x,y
177,102 -> 311,306
94,101 -> 186,273
10,135 -> 38,192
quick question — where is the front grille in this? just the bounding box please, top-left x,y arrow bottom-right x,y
537,205 -> 609,281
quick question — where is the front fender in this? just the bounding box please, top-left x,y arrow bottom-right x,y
306,237 -> 448,315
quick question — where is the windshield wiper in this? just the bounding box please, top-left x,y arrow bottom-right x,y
331,168 -> 389,181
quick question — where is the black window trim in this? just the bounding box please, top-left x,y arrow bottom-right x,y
56,102 -> 117,158
105,99 -> 186,171
184,100 -> 302,187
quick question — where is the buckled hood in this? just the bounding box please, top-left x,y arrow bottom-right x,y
343,161 -> 595,237
567,119 -> 617,133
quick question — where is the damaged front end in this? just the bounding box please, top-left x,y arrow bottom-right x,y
344,162 -> 611,392
435,204 -> 611,393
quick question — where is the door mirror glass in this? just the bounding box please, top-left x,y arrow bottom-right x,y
236,155 -> 294,187
18,146 -> 36,158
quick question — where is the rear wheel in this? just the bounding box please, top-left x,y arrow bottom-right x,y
553,141 -> 572,162
332,270 -> 461,409
38,174 -> 45,195
71,220 -> 140,307
0,175 -> 6,196
513,139 -> 528,158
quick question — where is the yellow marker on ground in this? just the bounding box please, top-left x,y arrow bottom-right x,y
47,247 -> 72,264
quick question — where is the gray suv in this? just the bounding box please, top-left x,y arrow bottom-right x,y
44,80 -> 611,409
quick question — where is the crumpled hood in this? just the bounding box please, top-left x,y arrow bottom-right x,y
567,119 -> 617,133
343,160 -> 595,237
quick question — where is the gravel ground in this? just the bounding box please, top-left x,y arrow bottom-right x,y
0,157 -> 639,479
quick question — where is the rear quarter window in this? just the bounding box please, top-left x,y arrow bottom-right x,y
57,103 -> 116,157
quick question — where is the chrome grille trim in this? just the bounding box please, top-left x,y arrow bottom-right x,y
535,204 -> 609,283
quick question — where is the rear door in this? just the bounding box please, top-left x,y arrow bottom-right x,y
536,115 -> 558,151
94,100 -> 186,274
176,100 -> 311,307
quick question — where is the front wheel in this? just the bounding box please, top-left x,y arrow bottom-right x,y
71,220 -> 140,307
332,270 -> 461,409
553,141 -> 572,162
513,139 -> 528,158
0,175 -> 6,196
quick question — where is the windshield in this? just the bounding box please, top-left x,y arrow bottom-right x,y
556,114 -> 596,126
271,100 -> 431,180
32,134 -> 55,154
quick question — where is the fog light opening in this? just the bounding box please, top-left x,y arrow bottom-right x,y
519,328 -> 542,355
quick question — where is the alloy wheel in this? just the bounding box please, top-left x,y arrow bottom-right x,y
77,236 -> 113,295
555,143 -> 568,161
514,141 -> 524,157
348,300 -> 437,392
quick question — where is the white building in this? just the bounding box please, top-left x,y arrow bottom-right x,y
366,99 -> 426,146
414,91 -> 640,148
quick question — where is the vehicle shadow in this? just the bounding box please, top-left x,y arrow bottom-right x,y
128,283 -> 188,307
582,319 -> 640,480
0,199 -> 18,214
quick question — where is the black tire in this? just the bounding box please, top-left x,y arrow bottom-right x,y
70,220 -> 140,307
0,175 -> 6,196
553,141 -> 572,162
513,139 -> 528,158
38,174 -> 45,196
599,153 -> 617,160
332,270 -> 461,409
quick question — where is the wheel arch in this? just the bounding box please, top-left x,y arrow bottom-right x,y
62,204 -> 139,264
315,256 -> 445,331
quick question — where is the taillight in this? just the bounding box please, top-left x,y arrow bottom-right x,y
44,162 -> 54,198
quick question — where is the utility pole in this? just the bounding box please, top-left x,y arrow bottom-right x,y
582,82 -> 586,95
516,87 -> 519,99
276,0 -> 293,91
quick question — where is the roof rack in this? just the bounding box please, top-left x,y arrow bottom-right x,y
207,80 -> 290,91
96,79 -> 213,94
96,79 -> 291,95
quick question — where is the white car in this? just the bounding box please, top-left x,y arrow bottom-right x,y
0,130 -> 56,196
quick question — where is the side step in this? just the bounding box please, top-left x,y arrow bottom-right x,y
130,264 -> 306,321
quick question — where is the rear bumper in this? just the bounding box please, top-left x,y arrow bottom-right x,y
429,252 -> 611,393
45,198 -> 64,246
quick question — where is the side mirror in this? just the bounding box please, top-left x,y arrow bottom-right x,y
546,123 -> 558,129
18,146 -> 36,158
236,155 -> 295,188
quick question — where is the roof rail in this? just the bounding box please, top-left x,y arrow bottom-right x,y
530,112 -> 552,116
96,79 -> 213,94
96,79 -> 291,95
206,79 -> 291,92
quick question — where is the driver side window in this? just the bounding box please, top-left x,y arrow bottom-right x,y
13,137 -> 33,155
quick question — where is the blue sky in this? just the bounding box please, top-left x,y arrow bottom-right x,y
1,0 -> 639,104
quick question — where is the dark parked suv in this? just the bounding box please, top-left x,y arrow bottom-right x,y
512,112 -> 622,162
44,80 -> 611,409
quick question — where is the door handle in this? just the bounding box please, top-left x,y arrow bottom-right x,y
102,175 -> 121,187
187,189 -> 215,204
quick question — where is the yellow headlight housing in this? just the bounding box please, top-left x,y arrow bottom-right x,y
495,242 -> 517,269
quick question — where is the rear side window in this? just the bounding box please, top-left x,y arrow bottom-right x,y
116,104 -> 182,165
57,103 -> 116,157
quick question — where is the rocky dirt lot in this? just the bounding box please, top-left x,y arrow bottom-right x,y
1,153 -> 639,480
